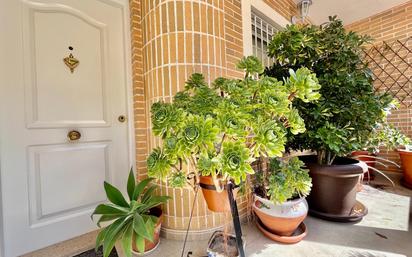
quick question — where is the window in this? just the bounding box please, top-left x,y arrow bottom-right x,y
251,11 -> 281,66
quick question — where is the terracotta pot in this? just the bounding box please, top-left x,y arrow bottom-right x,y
132,207 -> 162,254
352,151 -> 376,180
398,150 -> 412,189
300,156 -> 365,217
199,175 -> 236,212
253,194 -> 308,237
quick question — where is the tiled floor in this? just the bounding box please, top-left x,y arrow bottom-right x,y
122,174 -> 412,257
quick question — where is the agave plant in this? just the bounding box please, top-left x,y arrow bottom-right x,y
91,169 -> 170,257
147,56 -> 321,189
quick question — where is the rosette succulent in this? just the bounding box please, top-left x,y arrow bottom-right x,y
147,56 -> 321,187
147,148 -> 173,180
151,102 -> 182,137
179,115 -> 218,156
254,157 -> 312,205
221,142 -> 254,184
266,157 -> 312,204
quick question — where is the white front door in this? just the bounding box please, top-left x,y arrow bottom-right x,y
0,0 -> 133,256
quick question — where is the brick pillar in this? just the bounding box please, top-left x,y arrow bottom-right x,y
140,0 -> 242,240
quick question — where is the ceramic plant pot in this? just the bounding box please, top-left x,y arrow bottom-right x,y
398,149 -> 412,189
352,151 -> 376,180
300,155 -> 368,222
253,194 -> 308,242
199,175 -> 237,212
132,207 -> 162,255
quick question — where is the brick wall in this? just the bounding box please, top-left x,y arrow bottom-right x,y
130,0 -> 149,180
346,1 -> 412,172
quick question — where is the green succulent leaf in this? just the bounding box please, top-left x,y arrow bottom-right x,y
95,226 -> 109,251
133,213 -> 152,240
103,217 -> 130,257
121,224 -> 133,257
132,177 -> 155,200
135,235 -> 145,253
127,168 -> 135,201
91,204 -> 129,217
104,182 -> 129,208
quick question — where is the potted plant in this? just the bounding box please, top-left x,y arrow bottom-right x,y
352,125 -> 410,183
91,169 -> 170,257
147,56 -> 321,212
265,16 -> 398,222
253,157 -> 312,243
398,144 -> 412,188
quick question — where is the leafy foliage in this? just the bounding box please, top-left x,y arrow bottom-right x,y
147,56 -> 321,186
255,157 -> 312,204
92,169 -> 170,257
266,16 -> 400,164
364,124 -> 410,153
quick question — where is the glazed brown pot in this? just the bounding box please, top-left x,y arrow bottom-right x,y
132,207 -> 162,254
352,151 -> 376,180
398,150 -> 412,189
199,175 -> 237,212
301,156 -> 364,216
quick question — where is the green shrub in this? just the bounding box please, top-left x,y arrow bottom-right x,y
266,16 -> 398,165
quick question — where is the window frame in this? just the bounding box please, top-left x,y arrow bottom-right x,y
241,0 -> 290,57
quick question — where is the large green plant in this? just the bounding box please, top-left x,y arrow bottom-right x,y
147,56 -> 321,188
266,16 -> 396,165
92,169 -> 170,257
255,157 -> 312,204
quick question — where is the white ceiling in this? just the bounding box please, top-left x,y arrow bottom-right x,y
303,0 -> 410,25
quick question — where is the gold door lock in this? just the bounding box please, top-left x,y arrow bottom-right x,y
118,115 -> 127,123
67,130 -> 81,141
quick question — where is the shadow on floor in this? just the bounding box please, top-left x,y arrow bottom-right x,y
74,247 -> 118,257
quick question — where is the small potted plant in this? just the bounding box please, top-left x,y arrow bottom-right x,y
398,144 -> 412,189
253,157 -> 312,243
92,169 -> 170,257
147,56 -> 321,212
352,125 -> 410,183
265,17 -> 398,222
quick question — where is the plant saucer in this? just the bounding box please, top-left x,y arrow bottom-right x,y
256,218 -> 307,244
309,200 -> 368,223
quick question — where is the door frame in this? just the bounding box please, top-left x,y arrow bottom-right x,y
0,0 -> 136,256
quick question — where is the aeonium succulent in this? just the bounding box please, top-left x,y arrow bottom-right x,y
265,157 -> 312,204
147,56 -> 321,188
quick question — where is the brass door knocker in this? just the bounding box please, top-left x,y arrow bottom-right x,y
63,46 -> 79,73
